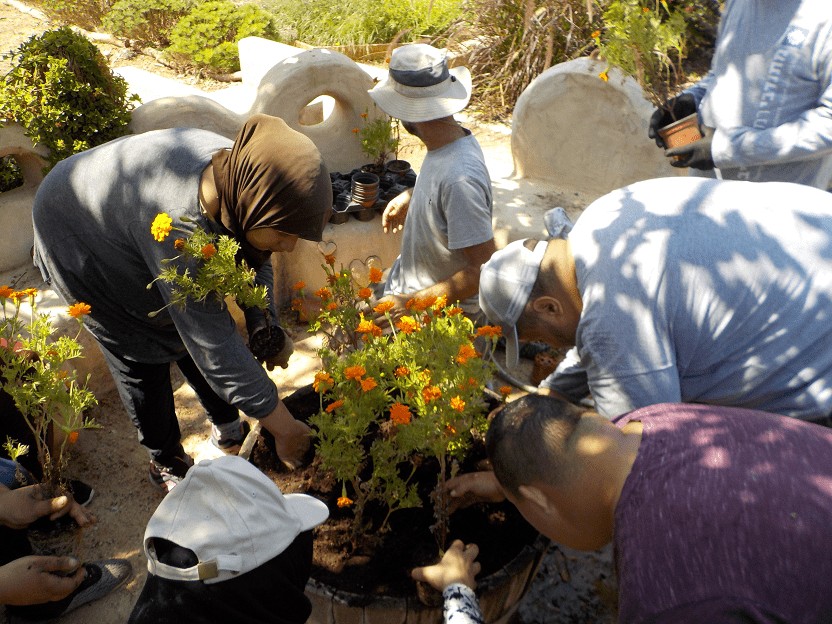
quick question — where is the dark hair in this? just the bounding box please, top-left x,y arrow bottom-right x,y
486,394 -> 585,496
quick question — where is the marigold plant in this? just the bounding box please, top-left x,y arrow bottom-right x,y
306,252 -> 501,548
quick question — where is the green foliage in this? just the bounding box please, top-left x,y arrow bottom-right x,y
306,255 -> 500,548
166,0 -> 278,73
0,157 -> 23,194
29,0 -> 113,30
456,0 -> 601,121
0,27 -> 138,169
103,0 -> 196,48
595,0 -> 689,109
0,289 -> 98,491
149,213 -> 270,316
262,0 -> 463,46
357,106 -> 399,170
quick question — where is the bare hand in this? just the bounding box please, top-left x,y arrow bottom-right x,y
0,556 -> 85,605
0,484 -> 96,530
259,401 -> 313,470
382,188 -> 412,234
446,471 -> 506,513
411,540 -> 480,591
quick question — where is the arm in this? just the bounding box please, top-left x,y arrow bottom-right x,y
411,541 -> 484,624
538,347 -> 591,403
589,368 -> 681,419
382,188 -> 413,234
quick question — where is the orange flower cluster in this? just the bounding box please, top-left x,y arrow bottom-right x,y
422,385 -> 442,402
455,344 -> 478,364
361,377 -> 378,392
344,365 -> 366,380
390,402 -> 411,425
326,399 -> 344,413
67,302 -> 92,318
394,366 -> 410,378
337,496 -> 354,508
174,238 -> 186,251
150,213 -> 173,242
450,396 -> 466,412
67,431 -> 79,444
446,306 -> 463,317
357,287 -> 373,300
499,385 -> 513,397
291,298 -> 303,312
313,371 -> 334,393
0,286 -> 13,299
326,301 -> 338,311
369,267 -> 383,284
315,287 -> 332,300
356,318 -> 383,338
292,281 -> 306,291
406,296 -> 435,312
396,316 -> 420,334
201,243 -> 217,259
324,253 -> 336,266
476,325 -> 502,338
373,300 -> 395,315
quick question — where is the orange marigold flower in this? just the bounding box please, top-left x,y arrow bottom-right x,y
499,385 -> 513,397
394,366 -> 410,378
361,377 -> 377,392
591,29 -> 600,38
467,377 -> 477,388
456,344 -> 478,364
432,295 -> 448,310
599,70 -> 609,82
476,325 -> 502,338
450,396 -> 465,412
445,424 -> 457,436
0,286 -> 13,299
151,213 -> 173,242
327,274 -> 338,285
344,365 -> 366,380
201,243 -> 217,259
356,318 -> 382,337
642,5 -> 649,12
337,496 -> 353,508
67,431 -> 79,444
174,238 -> 186,251
313,371 -> 334,393
396,316 -> 420,334
368,267 -> 383,284
390,402 -> 411,425
326,301 -> 338,311
422,385 -> 442,402
360,112 -> 368,119
315,287 -> 332,300
446,306 -> 463,316
352,128 -> 359,134
358,287 -> 373,299
291,298 -> 303,311
67,302 -> 91,318
373,300 -> 395,315
325,399 -> 344,413
325,253 -> 336,266
292,281 -> 306,291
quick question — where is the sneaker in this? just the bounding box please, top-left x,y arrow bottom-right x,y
68,479 -> 95,507
210,419 -> 251,455
148,454 -> 194,494
63,559 -> 133,615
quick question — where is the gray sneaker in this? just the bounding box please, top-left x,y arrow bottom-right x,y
63,559 -> 133,614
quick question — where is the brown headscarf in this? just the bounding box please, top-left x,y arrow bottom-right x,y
212,114 -> 332,267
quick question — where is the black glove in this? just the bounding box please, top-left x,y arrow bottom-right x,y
666,126 -> 715,170
248,325 -> 292,368
648,93 -> 698,148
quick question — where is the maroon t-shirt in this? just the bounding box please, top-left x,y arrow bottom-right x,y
613,403 -> 832,623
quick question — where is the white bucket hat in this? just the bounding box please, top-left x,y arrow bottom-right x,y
143,455 -> 329,584
479,239 -> 548,369
369,43 -> 472,122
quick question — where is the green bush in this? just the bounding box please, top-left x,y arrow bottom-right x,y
166,1 -> 278,73
103,0 -> 196,48
0,27 -> 139,168
263,0 -> 463,46
0,157 -> 23,194
28,0 -> 114,31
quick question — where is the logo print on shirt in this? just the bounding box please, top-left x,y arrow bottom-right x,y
782,27 -> 808,48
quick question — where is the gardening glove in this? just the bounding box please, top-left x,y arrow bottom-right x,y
666,125 -> 715,170
648,93 -> 698,148
270,330 -> 294,370
249,325 -> 293,370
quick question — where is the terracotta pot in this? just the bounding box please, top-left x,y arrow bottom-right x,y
351,172 -> 380,208
657,113 -> 702,159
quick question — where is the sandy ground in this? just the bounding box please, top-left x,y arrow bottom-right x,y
0,2 -> 614,621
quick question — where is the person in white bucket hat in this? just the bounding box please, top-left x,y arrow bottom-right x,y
128,455 -> 328,624
370,44 -> 496,316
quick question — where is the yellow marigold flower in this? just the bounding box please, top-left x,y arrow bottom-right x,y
395,366 -> 410,378
67,302 -> 91,318
201,243 -> 217,259
477,325 -> 502,338
326,301 -> 338,311
369,267 -> 383,284
499,385 -> 513,397
390,402 -> 411,425
422,385 -> 442,402
325,253 -> 336,266
326,399 -> 344,413
361,377 -> 378,392
337,496 -> 353,508
591,29 -> 600,38
313,371 -> 334,393
0,286 -> 12,299
356,318 -> 382,337
456,344 -> 478,364
450,396 -> 466,412
373,300 -> 395,315
599,70 -> 609,82
344,365 -> 366,380
292,281 -> 306,291
151,213 -> 173,242
446,306 -> 463,316
396,316 -> 420,334
316,287 -> 332,300
433,295 -> 448,310
358,287 -> 373,299
174,238 -> 186,251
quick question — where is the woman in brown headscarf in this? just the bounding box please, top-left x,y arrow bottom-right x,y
33,114 -> 332,492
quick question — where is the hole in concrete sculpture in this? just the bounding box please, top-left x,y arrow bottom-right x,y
299,95 -> 335,126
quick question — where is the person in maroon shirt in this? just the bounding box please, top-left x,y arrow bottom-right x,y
449,394 -> 832,623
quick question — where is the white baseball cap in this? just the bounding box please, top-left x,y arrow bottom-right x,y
369,44 -> 472,122
144,455 -> 329,584
479,239 -> 548,369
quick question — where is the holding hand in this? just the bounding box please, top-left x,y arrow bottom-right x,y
648,93 -> 698,148
666,126 -> 716,170
445,471 -> 506,513
0,484 -> 95,530
411,540 -> 481,591
0,556 -> 85,605
382,188 -> 413,234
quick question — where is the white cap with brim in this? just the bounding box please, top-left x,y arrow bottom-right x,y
369,43 -> 472,122
144,455 -> 328,584
479,239 -> 548,369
